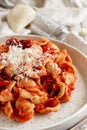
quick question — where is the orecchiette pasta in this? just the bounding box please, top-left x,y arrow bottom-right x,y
0,89 -> 14,102
5,101 -> 13,119
0,37 -> 77,122
46,61 -> 61,75
15,97 -> 35,122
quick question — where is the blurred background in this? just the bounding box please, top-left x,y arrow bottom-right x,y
0,0 -> 87,42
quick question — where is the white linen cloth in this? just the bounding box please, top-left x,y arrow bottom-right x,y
0,0 -> 87,42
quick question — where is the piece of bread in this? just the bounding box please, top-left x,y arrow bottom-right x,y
7,4 -> 36,32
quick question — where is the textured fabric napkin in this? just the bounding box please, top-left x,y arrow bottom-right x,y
0,0 -> 87,42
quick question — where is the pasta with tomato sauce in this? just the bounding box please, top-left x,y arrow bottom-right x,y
0,37 -> 77,122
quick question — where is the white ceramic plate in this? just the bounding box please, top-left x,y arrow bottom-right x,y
0,35 -> 87,130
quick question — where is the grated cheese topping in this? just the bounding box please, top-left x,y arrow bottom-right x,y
0,44 -> 52,80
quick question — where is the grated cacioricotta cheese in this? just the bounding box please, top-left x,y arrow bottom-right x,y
0,44 -> 52,79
